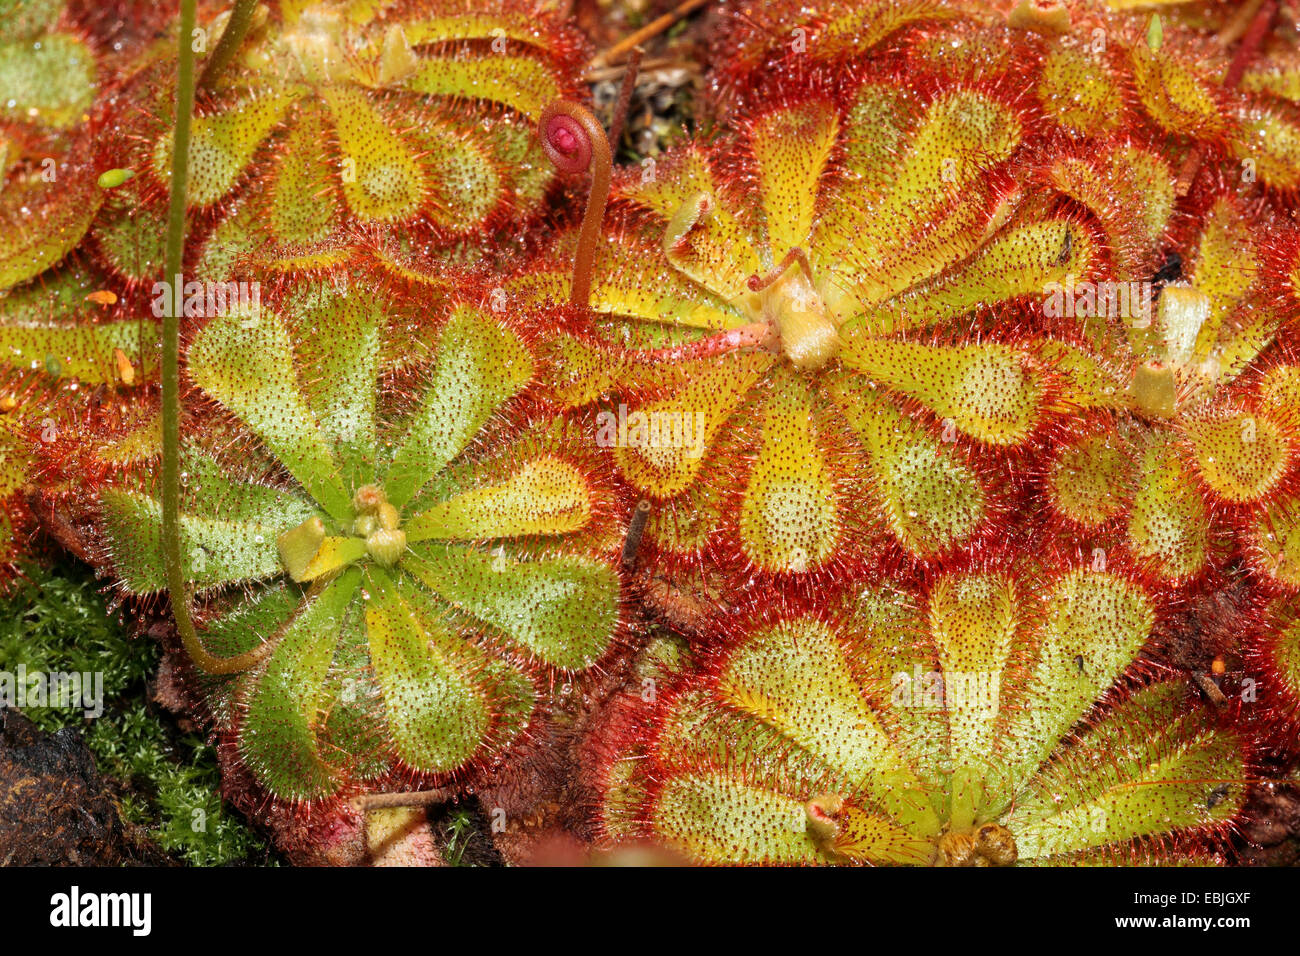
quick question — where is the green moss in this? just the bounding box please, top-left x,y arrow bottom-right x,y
0,562 -> 274,866
442,807 -> 478,867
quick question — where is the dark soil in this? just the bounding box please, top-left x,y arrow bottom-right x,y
0,708 -> 170,866
1238,783 -> 1300,867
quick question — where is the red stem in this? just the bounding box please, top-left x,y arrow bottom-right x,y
630,322 -> 774,363
539,102 -> 613,311
606,46 -> 644,154
746,247 -> 815,293
1177,0 -> 1278,194
1223,0 -> 1279,90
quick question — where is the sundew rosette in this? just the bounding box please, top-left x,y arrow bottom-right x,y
0,258 -> 157,583
1039,191 -> 1300,585
510,69 -> 1132,582
89,262 -> 626,800
0,0 -> 105,289
702,0 -> 996,111
88,0 -> 589,282
704,0 -> 1300,194
587,563 -> 1247,865
0,0 -> 186,289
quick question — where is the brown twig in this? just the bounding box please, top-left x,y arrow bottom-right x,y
584,56 -> 679,84
589,0 -> 711,69
353,789 -> 455,812
1190,670 -> 1229,708
1215,0 -> 1265,48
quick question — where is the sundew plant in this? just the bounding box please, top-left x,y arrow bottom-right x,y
2,0 -> 1299,872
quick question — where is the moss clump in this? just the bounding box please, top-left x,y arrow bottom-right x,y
0,561 -> 273,866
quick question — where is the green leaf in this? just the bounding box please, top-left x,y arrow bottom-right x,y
291,535 -> 368,584
363,566 -> 489,773
321,87 -> 424,223
416,118 -> 504,231
319,606 -> 392,783
821,88 -> 1022,312
1007,683 -> 1243,861
717,616 -> 942,839
407,53 -> 563,121
749,100 -> 840,263
384,305 -> 532,509
239,569 -> 359,800
405,544 -> 618,669
927,573 -> 1018,830
827,374 -> 985,556
280,281 -> 383,486
842,219 -> 1092,329
738,374 -> 840,574
619,146 -> 762,302
0,319 -> 156,383
0,179 -> 103,289
610,353 -> 769,498
188,309 -> 352,521
406,455 -> 591,542
90,178 -> 164,282
100,462 -> 317,593
1126,431 -> 1209,579
838,338 -> 1050,445
997,570 -> 1154,803
0,0 -> 63,42
653,773 -> 825,865
0,33 -> 94,128
196,583 -> 300,727
265,105 -> 342,247
508,231 -> 746,332
152,92 -> 297,206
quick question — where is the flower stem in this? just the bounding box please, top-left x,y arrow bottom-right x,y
539,102 -> 613,310
1175,0 -> 1278,195
162,0 -> 265,676
606,46 -> 643,152
198,0 -> 259,90
1222,0 -> 1278,90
